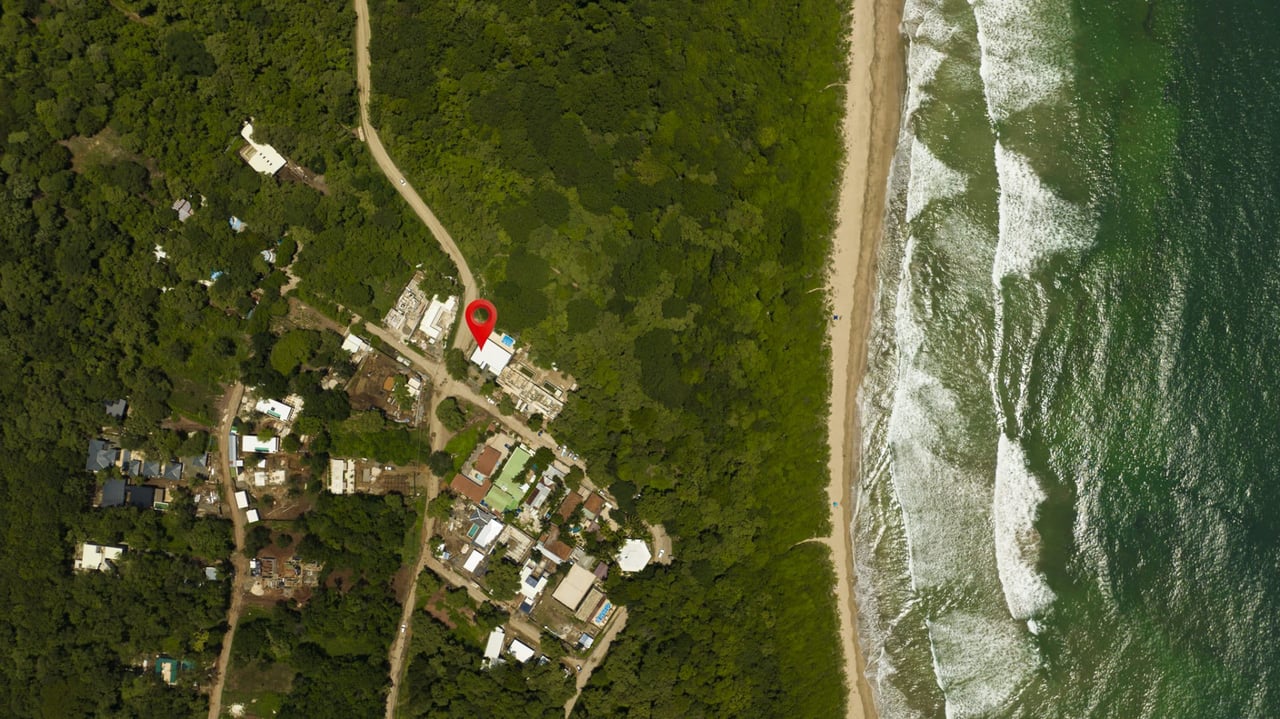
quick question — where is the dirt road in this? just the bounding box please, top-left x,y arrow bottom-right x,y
363,324 -> 580,468
207,383 -> 247,719
563,607 -> 628,717
383,474 -> 440,718
353,0 -> 478,350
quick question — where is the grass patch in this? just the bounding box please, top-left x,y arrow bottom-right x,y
443,424 -> 484,473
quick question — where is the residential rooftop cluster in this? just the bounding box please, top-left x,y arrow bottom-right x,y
437,431 -> 652,665
86,432 -> 212,514
227,390 -> 308,524
467,332 -> 577,422
383,273 -> 460,350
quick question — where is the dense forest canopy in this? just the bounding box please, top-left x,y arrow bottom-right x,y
0,1 -> 450,715
371,0 -> 853,715
0,0 -> 855,714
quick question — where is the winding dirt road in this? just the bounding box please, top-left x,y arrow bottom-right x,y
354,0 -> 477,351
207,383 -> 247,719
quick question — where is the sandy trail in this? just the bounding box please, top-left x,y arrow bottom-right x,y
824,0 -> 906,717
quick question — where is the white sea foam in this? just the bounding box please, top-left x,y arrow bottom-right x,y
927,611 -> 1037,718
991,142 -> 1097,280
906,139 -> 968,224
904,42 -> 947,122
885,220 -> 1044,716
901,0 -> 960,125
969,0 -> 1074,121
993,434 -> 1056,619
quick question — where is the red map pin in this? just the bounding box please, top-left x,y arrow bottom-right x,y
465,299 -> 497,349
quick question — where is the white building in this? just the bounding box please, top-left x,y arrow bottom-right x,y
239,122 -> 287,175
74,543 -> 124,572
507,639 -> 536,663
417,295 -> 458,343
474,518 -> 504,549
483,627 -> 506,667
254,398 -> 294,422
246,508 -> 261,524
234,490 -> 250,509
617,539 -> 653,573
469,333 -> 514,374
463,549 -> 485,574
518,564 -> 549,600
241,435 -> 279,454
329,458 -> 357,495
341,333 -> 371,357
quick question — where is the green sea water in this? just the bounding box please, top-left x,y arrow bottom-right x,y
857,0 -> 1280,715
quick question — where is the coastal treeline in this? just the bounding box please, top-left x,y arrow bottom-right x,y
371,0 -> 852,715
0,1 -> 444,714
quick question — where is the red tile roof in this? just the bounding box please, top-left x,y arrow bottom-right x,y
545,540 -> 574,561
450,473 -> 490,504
584,493 -> 604,515
473,447 -> 501,478
557,491 -> 584,520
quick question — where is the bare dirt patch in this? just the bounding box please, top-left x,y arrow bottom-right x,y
61,127 -> 159,176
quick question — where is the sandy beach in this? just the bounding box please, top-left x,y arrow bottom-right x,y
824,0 -> 905,717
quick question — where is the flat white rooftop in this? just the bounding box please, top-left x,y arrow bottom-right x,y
240,122 -> 287,175
484,627 -> 505,662
418,295 -> 458,341
463,549 -> 485,574
241,435 -> 279,453
469,332 -> 514,374
75,542 -> 124,572
617,538 -> 653,573
508,638 -> 535,663
254,398 -> 293,422
341,334 -> 371,355
474,518 -> 504,549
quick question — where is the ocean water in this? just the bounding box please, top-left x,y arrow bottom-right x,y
856,0 -> 1280,716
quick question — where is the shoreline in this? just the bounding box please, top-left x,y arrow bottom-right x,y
823,0 -> 906,716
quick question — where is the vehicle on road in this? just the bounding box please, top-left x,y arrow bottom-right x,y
400,623 -> 407,633
399,178 -> 406,186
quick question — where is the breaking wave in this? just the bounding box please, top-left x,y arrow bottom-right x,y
992,434 -> 1056,620
990,142 -> 1097,281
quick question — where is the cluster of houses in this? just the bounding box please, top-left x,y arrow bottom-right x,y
228,393 -> 305,523
85,436 -> 210,512
383,273 -> 458,354
483,625 -> 539,669
468,331 -> 576,422
77,401 -> 223,582
381,275 -> 576,421
443,433 -> 652,663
